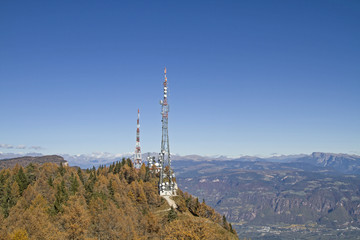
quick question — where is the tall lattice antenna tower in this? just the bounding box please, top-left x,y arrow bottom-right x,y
159,67 -> 177,196
134,109 -> 142,169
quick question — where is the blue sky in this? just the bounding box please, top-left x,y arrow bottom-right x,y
1,0 -> 359,157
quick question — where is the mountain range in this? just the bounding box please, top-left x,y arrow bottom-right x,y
2,151 -> 360,171
171,152 -> 360,239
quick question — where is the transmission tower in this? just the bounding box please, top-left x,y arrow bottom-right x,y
134,109 -> 142,169
159,67 -> 177,196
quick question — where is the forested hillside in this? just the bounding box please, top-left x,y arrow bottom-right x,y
0,159 -> 238,240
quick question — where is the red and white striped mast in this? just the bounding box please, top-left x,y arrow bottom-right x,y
134,108 -> 142,169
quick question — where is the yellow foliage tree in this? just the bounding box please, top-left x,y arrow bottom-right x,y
9,228 -> 29,240
22,194 -> 59,240
61,196 -> 90,240
139,164 -> 146,181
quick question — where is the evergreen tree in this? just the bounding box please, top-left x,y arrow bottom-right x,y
222,215 -> 230,230
108,162 -> 115,173
15,167 -> 29,195
58,162 -> 65,176
53,180 -> 68,213
113,162 -> 121,174
85,172 -> 96,202
167,206 -> 178,222
1,181 -> 15,217
47,176 -> 54,187
0,172 -> 6,198
126,158 -> 133,168
69,173 -> 79,195
229,223 -> 235,234
144,166 -> 150,182
25,163 -> 36,184
77,168 -> 84,185
108,179 -> 115,200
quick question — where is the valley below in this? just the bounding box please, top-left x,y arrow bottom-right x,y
173,153 -> 360,239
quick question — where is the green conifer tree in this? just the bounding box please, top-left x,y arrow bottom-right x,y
222,215 -> 230,230
167,206 -> 178,222
25,163 -> 36,184
58,162 -> 65,176
15,167 -> 29,195
126,158 -> 133,168
77,168 -> 84,185
108,162 -> 114,173
1,181 -> 15,217
69,173 -> 79,195
108,179 -> 115,200
53,180 -> 68,213
47,176 -> 54,187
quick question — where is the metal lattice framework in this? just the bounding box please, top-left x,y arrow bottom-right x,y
159,67 -> 177,196
134,109 -> 142,169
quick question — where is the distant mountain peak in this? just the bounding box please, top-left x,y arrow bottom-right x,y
0,155 -> 67,169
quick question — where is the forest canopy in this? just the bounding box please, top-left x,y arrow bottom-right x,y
0,160 -> 238,240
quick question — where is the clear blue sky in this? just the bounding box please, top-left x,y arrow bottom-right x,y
1,0 -> 359,157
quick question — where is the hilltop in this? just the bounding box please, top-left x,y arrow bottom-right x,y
0,157 -> 238,240
0,155 -> 67,170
